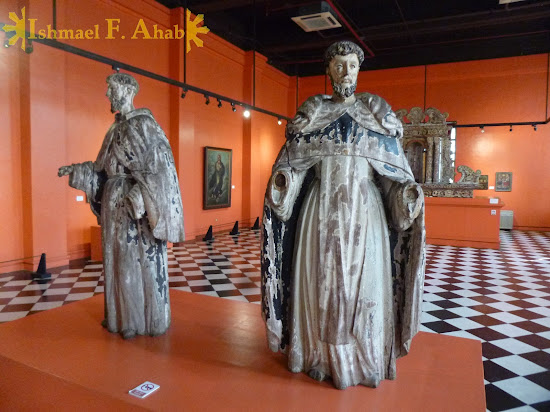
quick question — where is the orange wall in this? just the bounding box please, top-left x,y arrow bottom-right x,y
432,56 -> 550,230
297,75 -> 326,108
0,0 -> 25,273
299,55 -> 550,230
1,0 -> 289,272
455,124 -> 550,230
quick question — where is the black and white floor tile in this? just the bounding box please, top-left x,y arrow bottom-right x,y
1,229 -> 549,411
422,231 -> 550,411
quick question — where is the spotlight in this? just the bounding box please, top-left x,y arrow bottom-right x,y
480,126 -> 484,133
509,125 -> 513,132
277,118 -> 282,125
3,38 -> 9,48
25,41 -> 33,54
180,89 -> 187,99
204,95 -> 210,105
217,99 -> 222,108
111,65 -> 120,72
533,124 -> 537,131
243,109 -> 250,118
231,103 -> 236,112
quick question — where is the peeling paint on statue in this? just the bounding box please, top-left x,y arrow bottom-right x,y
261,41 -> 426,389
58,73 -> 184,340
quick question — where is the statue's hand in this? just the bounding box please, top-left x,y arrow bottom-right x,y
58,165 -> 74,177
386,180 -> 423,232
403,181 -> 423,220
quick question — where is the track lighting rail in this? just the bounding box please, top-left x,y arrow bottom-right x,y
1,26 -> 292,122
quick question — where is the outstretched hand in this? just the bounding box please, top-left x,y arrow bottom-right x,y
58,165 -> 74,177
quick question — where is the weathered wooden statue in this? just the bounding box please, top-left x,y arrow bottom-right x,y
261,41 -> 426,389
58,73 -> 184,339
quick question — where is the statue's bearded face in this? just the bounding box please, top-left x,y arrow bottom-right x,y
106,81 -> 131,113
327,53 -> 360,98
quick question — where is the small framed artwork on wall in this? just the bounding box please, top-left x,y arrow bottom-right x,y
495,172 -> 512,192
204,146 -> 232,209
478,175 -> 488,190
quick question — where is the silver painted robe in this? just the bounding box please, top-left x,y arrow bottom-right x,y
261,93 -> 425,389
69,108 -> 185,337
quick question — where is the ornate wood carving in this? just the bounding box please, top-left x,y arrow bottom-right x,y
396,107 -> 483,198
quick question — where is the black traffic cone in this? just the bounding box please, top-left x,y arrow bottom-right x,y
203,225 -> 214,241
251,217 -> 260,230
32,253 -> 51,281
230,221 -> 240,235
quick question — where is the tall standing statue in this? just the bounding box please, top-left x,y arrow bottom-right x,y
261,41 -> 425,389
58,73 -> 185,339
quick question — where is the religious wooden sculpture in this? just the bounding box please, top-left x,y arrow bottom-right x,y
58,73 -> 185,339
261,41 -> 426,389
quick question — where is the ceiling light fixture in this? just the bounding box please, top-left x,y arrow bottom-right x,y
278,118 -> 282,125
243,109 -> 251,118
204,95 -> 210,105
480,126 -> 485,133
509,125 -> 513,132
231,103 -> 236,112
217,99 -> 222,108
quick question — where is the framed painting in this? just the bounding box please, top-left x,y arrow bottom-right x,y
495,172 -> 512,192
204,147 -> 232,209
478,175 -> 488,190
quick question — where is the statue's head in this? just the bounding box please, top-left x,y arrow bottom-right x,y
106,73 -> 139,114
324,41 -> 364,99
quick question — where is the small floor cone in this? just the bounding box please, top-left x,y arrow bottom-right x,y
251,217 -> 260,230
203,225 -> 214,241
230,221 -> 240,235
32,253 -> 51,281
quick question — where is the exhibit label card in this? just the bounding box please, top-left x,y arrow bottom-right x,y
129,381 -> 160,399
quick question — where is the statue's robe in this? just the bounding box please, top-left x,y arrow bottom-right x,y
69,108 -> 185,337
261,93 -> 426,389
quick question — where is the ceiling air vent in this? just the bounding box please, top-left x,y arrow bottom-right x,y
292,11 -> 342,32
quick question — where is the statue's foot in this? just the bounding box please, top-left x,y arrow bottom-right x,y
121,329 -> 137,340
308,368 -> 326,382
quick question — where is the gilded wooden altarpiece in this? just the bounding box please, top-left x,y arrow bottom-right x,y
395,107 -> 482,198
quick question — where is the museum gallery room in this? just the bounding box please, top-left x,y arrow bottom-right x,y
1,0 -> 550,410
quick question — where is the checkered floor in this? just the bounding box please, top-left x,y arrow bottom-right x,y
1,229 -> 549,411
423,230 -> 550,411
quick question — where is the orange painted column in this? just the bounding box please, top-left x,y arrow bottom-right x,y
241,51 -> 254,225
167,6 -> 188,239
177,94 -> 197,239
168,7 -> 184,169
0,0 -> 26,273
23,2 -> 69,269
287,75 -> 297,117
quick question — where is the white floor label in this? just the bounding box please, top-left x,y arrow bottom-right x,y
128,381 -> 160,399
